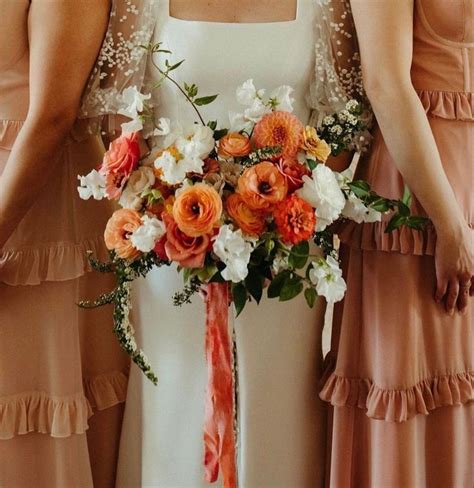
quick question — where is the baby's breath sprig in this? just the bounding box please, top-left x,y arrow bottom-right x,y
241,146 -> 281,168
173,276 -> 202,307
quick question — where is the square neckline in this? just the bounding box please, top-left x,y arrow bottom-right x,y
166,0 -> 301,26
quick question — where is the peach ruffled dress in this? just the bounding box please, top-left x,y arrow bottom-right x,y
0,1 -> 129,486
321,0 -> 473,486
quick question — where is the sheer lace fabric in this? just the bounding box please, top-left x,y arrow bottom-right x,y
80,0 -> 368,135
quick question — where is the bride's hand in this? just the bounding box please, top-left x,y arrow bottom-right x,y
434,223 -> 473,315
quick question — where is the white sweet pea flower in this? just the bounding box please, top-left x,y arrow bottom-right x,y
213,225 -> 255,283
77,170 -> 107,200
342,193 -> 382,224
121,117 -> 144,134
243,97 -> 271,122
335,168 -> 354,188
154,117 -> 171,136
119,86 -> 151,118
269,85 -> 295,112
296,164 -> 346,231
236,79 -> 265,106
228,111 -> 253,133
130,215 -> 166,253
309,256 -> 347,303
119,167 -> 156,210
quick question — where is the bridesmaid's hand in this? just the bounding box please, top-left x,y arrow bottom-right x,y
434,223 -> 473,315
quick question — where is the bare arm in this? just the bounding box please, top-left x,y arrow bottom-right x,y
351,0 -> 473,313
0,0 -> 110,248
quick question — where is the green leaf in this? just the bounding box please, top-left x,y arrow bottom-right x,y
195,94 -> 219,106
406,215 -> 429,230
207,120 -> 218,131
397,201 -> 411,217
267,270 -> 290,299
307,159 -> 318,171
165,59 -> 185,71
348,180 -> 371,198
304,287 -> 317,308
245,269 -> 264,304
280,278 -> 304,301
385,214 -> 407,233
213,128 -> 228,140
289,241 -> 310,269
368,197 -> 391,213
232,282 -> 248,317
402,185 -> 412,207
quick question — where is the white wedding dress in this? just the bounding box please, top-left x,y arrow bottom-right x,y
117,1 -> 328,487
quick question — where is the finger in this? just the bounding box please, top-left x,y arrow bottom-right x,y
470,278 -> 474,297
445,280 -> 459,315
435,277 -> 448,304
457,281 -> 470,313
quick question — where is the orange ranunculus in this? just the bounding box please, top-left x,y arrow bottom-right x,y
301,126 -> 331,162
100,132 -> 141,199
277,157 -> 311,193
218,132 -> 252,158
273,195 -> 316,245
104,208 -> 142,260
237,161 -> 288,211
226,193 -> 267,237
172,183 -> 223,237
252,111 -> 304,158
162,213 -> 210,268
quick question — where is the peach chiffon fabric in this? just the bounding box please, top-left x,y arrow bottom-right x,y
321,1 -> 473,486
0,2 -> 129,486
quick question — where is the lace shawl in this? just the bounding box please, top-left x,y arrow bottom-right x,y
80,0 -> 368,134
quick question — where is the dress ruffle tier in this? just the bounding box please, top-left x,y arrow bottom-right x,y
0,369 -> 128,440
320,367 -> 473,423
417,89 -> 473,121
0,236 -> 111,286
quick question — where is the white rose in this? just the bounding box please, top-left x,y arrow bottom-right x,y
77,169 -> 107,200
270,85 -> 295,112
296,164 -> 346,231
130,215 -> 166,253
342,193 -> 382,224
119,167 -> 156,210
213,225 -> 255,283
309,256 -> 347,303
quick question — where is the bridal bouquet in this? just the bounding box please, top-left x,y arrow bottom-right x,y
77,44 -> 426,487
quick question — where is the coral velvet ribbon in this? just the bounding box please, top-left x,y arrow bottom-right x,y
204,282 -> 237,488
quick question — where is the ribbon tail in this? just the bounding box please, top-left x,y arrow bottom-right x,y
204,283 -> 237,488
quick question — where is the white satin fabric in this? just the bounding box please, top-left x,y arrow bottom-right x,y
116,2 -> 328,487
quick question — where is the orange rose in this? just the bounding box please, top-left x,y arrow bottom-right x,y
226,193 -> 267,236
100,132 -> 141,199
237,161 -> 288,211
273,195 -> 316,245
277,157 -> 311,193
173,183 -> 223,237
252,111 -> 304,158
301,126 -> 331,162
104,208 -> 142,260
162,214 -> 210,268
218,132 -> 252,158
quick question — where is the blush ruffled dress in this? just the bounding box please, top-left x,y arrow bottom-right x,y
0,2 -> 129,486
321,0 -> 473,486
